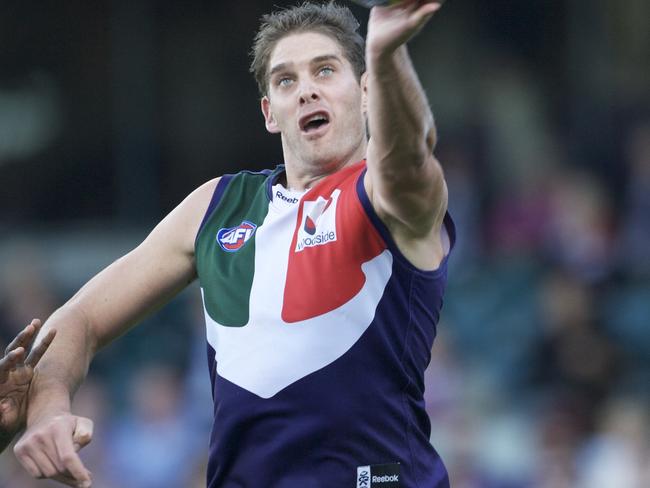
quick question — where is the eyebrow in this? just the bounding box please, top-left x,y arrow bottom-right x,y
269,54 -> 342,78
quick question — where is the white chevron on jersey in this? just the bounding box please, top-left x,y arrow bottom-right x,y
202,194 -> 392,399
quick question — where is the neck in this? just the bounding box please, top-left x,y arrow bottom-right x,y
282,143 -> 367,191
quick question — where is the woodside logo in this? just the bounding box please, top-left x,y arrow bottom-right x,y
295,189 -> 340,252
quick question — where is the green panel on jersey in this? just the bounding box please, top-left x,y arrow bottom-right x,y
195,169 -> 280,327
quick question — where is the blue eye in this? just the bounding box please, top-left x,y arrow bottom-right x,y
319,67 -> 334,76
278,77 -> 293,87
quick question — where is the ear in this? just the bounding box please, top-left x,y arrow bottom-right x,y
261,96 -> 280,134
360,72 -> 368,115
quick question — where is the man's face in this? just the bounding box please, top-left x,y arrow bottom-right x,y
261,31 -> 367,171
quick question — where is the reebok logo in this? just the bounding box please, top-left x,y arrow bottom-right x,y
357,467 -> 370,488
275,190 -> 299,204
295,189 -> 340,252
373,475 -> 399,483
357,463 -> 401,487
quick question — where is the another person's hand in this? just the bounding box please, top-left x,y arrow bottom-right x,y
0,319 -> 56,452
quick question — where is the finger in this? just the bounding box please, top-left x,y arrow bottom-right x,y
15,451 -> 44,479
0,347 -> 25,380
408,2 -> 441,33
15,416 -> 92,486
25,329 -> 57,368
0,397 -> 20,426
72,417 -> 94,451
54,472 -> 93,488
4,322 -> 37,355
30,318 -> 44,335
13,436 -> 78,483
29,448 -> 60,479
32,424 -> 92,486
0,347 -> 25,369
51,418 -> 93,483
413,0 -> 442,19
55,439 -> 92,486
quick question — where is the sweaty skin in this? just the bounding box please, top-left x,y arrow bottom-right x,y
14,2 -> 446,486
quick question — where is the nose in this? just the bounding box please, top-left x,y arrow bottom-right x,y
298,80 -> 320,106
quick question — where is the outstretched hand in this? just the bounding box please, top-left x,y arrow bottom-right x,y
366,1 -> 444,59
0,319 -> 56,450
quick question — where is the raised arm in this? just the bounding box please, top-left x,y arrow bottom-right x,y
13,178 -> 218,487
363,1 -> 448,269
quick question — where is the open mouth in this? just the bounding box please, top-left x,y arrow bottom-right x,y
299,112 -> 330,134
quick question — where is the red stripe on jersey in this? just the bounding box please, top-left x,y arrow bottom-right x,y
282,162 -> 386,323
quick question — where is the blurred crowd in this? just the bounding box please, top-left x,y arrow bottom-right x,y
426,118 -> 650,487
1,0 -> 649,487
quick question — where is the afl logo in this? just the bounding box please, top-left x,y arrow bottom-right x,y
217,221 -> 257,252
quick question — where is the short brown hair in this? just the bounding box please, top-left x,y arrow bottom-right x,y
250,1 -> 366,98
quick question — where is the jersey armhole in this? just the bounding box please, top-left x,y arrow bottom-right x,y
194,174 -> 235,248
355,167 -> 456,276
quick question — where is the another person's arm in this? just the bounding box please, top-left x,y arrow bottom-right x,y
13,178 -> 218,488
0,320 -> 56,453
364,1 -> 448,269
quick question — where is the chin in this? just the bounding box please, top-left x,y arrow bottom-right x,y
303,147 -> 346,168
293,134 -> 363,170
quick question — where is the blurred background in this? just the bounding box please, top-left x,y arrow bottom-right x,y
1,0 -> 649,486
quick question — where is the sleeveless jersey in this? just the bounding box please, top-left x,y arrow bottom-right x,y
195,161 -> 455,488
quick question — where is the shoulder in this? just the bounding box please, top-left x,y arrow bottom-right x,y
177,177 -> 221,223
188,177 -> 221,206
146,177 -> 221,258
183,166 -> 280,233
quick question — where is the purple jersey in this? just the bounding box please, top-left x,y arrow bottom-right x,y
194,162 -> 454,487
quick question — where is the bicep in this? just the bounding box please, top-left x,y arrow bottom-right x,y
68,236 -> 195,348
64,178 -> 218,348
